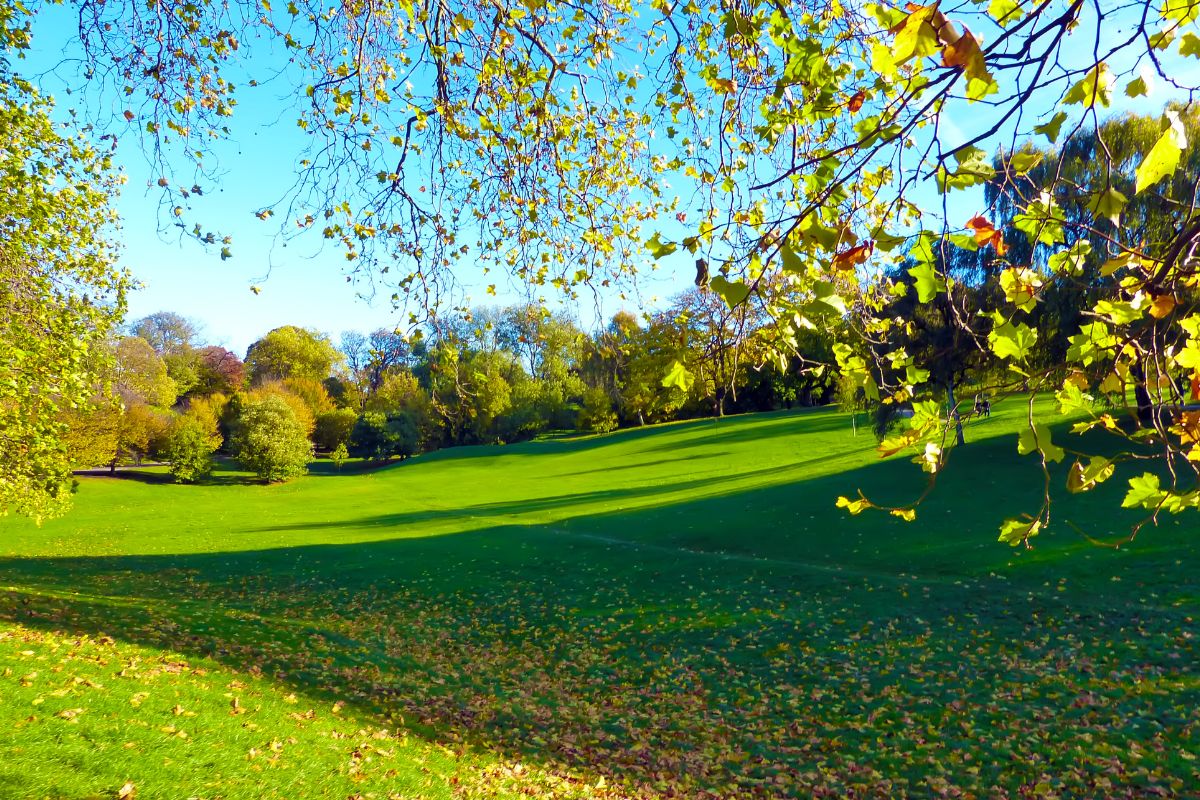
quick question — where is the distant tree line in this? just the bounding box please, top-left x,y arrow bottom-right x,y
62,292 -> 844,483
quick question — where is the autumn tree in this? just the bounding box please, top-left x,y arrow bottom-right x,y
245,326 -> 343,385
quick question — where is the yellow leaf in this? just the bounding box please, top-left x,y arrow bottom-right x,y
1148,294 -> 1176,319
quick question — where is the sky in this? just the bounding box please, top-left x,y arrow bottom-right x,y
17,2 -> 1197,356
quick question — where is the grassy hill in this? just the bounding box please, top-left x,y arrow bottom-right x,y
2,403 -> 1197,798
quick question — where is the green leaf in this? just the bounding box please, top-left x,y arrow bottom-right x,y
1086,187 -> 1128,226
1125,75 -> 1148,97
1067,457 -> 1114,493
1018,424 -> 1065,463
1093,299 -> 1143,325
1063,63 -> 1112,107
907,262 -> 945,303
1034,112 -> 1068,144
836,495 -> 871,515
1047,240 -> 1092,275
661,360 -> 695,392
1181,31 -> 1200,57
709,275 -> 751,309
988,320 -> 1037,361
998,517 -> 1041,546
1009,151 -> 1042,174
1122,473 -> 1164,510
892,6 -> 940,63
987,0 -> 1023,25
644,233 -> 677,259
780,243 -> 804,273
811,280 -> 847,314
1135,113 -> 1187,194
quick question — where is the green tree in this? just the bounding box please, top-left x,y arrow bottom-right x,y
0,72 -> 128,519
349,411 -> 419,462
231,395 -> 313,482
313,407 -> 358,452
164,414 -> 220,483
245,326 -> 343,384
577,387 -> 618,434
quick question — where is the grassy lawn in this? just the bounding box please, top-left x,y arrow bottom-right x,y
1,402 -> 1197,798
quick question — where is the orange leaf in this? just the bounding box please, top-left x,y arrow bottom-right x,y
123,110 -> 135,121
942,29 -> 988,82
832,242 -> 874,270
848,90 -> 866,113
965,215 -> 1007,256
1148,294 -> 1176,319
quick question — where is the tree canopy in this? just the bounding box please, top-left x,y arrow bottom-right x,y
9,0 -> 1200,539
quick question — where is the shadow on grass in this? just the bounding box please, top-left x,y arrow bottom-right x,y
8,432 -> 1200,797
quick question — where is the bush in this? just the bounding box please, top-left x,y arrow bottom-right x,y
349,411 -> 419,462
164,415 -> 220,483
577,388 -> 618,434
314,407 -> 358,451
330,442 -> 349,470
231,395 -> 313,482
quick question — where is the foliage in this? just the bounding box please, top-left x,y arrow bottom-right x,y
329,441 -> 349,469
164,414 -> 220,482
40,0 -> 1200,539
245,326 -> 343,385
0,72 -> 127,519
349,410 -> 419,462
577,388 -> 618,434
195,346 -> 246,395
248,381 -> 317,437
130,311 -> 200,356
313,407 -> 358,452
230,395 -> 313,482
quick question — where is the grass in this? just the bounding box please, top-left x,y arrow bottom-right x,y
1,402 -> 1198,798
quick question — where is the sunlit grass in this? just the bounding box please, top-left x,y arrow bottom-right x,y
2,404 -> 1197,798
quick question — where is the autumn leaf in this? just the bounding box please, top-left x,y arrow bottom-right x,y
847,90 -> 866,112
117,782 -> 136,800
1148,294 -> 1176,319
832,241 -> 873,270
965,215 -> 1008,256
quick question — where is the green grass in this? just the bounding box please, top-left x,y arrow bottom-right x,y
2,403 -> 1198,798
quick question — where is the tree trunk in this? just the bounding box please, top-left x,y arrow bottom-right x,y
947,380 -> 965,447
1129,359 -> 1155,424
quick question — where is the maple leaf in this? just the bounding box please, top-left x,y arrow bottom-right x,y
965,215 -> 1007,256
832,241 -> 874,270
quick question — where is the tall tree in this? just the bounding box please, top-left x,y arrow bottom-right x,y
0,70 -> 128,519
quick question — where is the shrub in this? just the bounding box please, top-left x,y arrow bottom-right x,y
231,395 -> 313,482
349,411 -> 419,462
330,442 -> 349,470
164,415 -> 220,483
578,387 -> 618,434
314,407 -> 358,451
